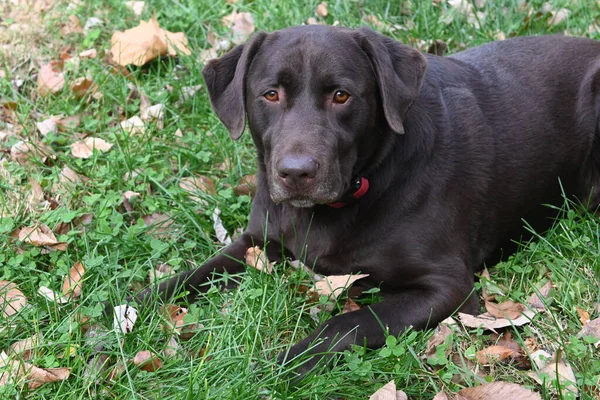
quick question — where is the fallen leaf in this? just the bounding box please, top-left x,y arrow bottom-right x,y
79,48 -> 97,59
18,224 -> 67,250
38,286 -> 69,304
62,261 -> 85,298
133,350 -> 162,372
120,115 -> 145,134
577,317 -> 600,347
245,246 -> 273,274
113,305 -> 138,334
527,281 -> 553,310
315,2 -> 328,17
576,307 -> 590,325
425,323 -> 452,359
148,263 -> 174,284
233,174 -> 257,196
528,350 -> 577,396
70,76 -> 99,99
179,175 -> 216,196
363,14 -> 383,28
222,11 -> 255,45
9,334 -> 41,361
163,335 -> 179,359
212,207 -> 232,245
11,140 -> 54,165
369,380 -> 407,400
61,15 -> 83,35
125,1 -> 145,17
484,300 -> 524,319
38,61 -> 65,95
457,381 -> 541,399
59,166 -> 85,184
25,364 -> 70,389
310,274 -> 369,301
459,309 -> 536,331
342,298 -> 361,314
140,103 -> 165,128
161,304 -> 188,331
55,115 -> 82,131
36,118 -> 58,137
0,281 -> 27,318
476,345 -> 518,364
547,8 -> 569,26
110,16 -> 190,67
70,137 -> 113,158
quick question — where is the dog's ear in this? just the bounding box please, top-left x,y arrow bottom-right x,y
202,32 -> 268,140
356,27 -> 427,134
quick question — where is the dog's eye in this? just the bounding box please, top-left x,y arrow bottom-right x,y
264,90 -> 279,102
333,90 -> 350,104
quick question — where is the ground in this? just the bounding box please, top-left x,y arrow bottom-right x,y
0,0 -> 599,399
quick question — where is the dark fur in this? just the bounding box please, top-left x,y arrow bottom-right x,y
126,26 -> 600,375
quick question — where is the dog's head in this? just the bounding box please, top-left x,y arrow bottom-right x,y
203,26 -> 427,208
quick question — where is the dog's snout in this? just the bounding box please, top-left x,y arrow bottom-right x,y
277,155 -> 319,187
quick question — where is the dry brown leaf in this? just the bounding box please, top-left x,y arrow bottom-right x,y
55,114 -> 81,131
125,1 -> 145,17
457,381 -> 541,399
70,76 -> 99,99
233,174 -> 257,196
527,281 -> 553,310
120,116 -> 145,134
310,274 -> 369,301
25,364 -> 70,389
342,298 -> 361,314
110,16 -> 190,67
62,261 -> 85,298
528,351 -> 577,396
364,14 -> 383,28
163,335 -> 179,359
0,281 -> 27,318
9,334 -> 41,361
315,2 -> 328,17
433,392 -> 450,400
222,11 -> 255,45
485,300 -> 524,319
369,380 -> 407,400
245,246 -> 273,274
27,179 -> 45,211
179,175 -> 216,196
70,137 -> 113,158
161,304 -> 188,331
36,118 -> 58,137
59,166 -> 85,184
61,15 -> 83,35
459,309 -> 536,331
576,307 -> 590,325
79,48 -> 97,59
18,224 -> 67,250
38,61 -> 65,95
133,350 -> 162,372
425,323 -> 452,359
577,317 -> 600,347
107,361 -> 126,381
476,345 -> 518,364
148,263 -> 174,284
11,140 -> 54,165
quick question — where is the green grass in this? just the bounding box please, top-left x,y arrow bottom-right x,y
1,0 -> 600,398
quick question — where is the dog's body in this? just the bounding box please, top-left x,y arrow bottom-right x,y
130,26 -> 600,374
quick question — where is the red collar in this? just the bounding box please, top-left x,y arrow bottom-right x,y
327,177 -> 370,208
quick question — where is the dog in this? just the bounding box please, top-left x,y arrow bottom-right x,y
124,26 -> 600,376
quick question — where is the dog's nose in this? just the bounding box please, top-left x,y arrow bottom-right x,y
277,155 -> 319,187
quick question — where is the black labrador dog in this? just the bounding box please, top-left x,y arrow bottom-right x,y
128,26 -> 600,374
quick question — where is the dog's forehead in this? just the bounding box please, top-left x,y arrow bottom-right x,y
251,26 -> 371,81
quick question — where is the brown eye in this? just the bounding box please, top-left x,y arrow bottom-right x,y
333,90 -> 350,104
264,90 -> 279,102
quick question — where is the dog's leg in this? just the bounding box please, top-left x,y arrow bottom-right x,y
104,234 -> 268,315
279,282 -> 474,377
